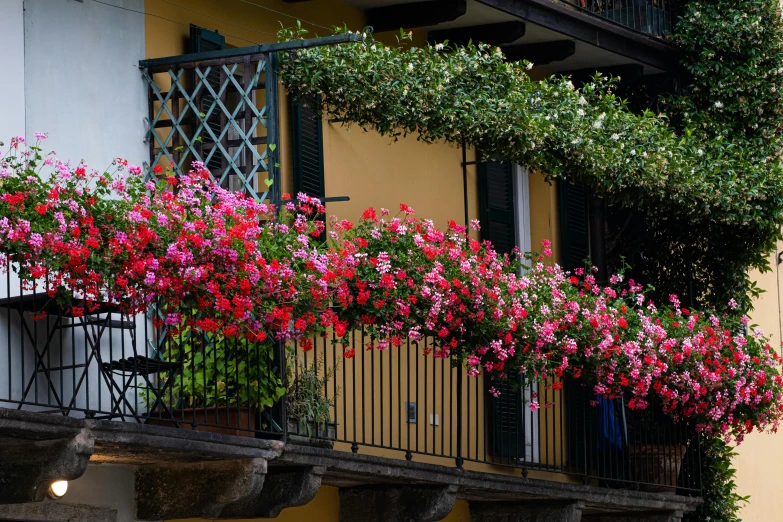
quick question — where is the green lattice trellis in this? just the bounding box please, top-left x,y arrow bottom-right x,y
142,52 -> 280,203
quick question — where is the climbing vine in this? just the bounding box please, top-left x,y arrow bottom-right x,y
279,0 -> 783,314
279,1 -> 783,518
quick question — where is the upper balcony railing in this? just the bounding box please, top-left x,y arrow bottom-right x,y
559,0 -> 677,38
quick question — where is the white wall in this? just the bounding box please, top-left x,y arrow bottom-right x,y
23,0 -> 147,168
0,0 -> 26,142
0,0 -> 149,417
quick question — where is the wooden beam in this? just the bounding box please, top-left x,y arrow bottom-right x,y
367,0 -> 467,33
428,21 -> 526,47
557,64 -> 645,86
502,40 -> 575,65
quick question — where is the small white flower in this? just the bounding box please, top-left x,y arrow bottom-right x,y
697,149 -> 704,156
407,63 -> 414,72
526,62 -> 534,70
714,100 -> 723,108
434,43 -> 444,51
611,133 -> 620,140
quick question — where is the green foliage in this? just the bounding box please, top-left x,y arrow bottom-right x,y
162,323 -> 285,410
286,353 -> 338,435
683,438 -> 748,522
278,3 -> 783,312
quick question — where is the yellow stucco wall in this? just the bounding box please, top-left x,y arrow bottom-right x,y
176,486 -> 470,522
735,242 -> 783,521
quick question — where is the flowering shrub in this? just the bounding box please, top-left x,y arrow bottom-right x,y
1,137 -> 781,445
325,206 -> 783,443
0,137 -> 330,347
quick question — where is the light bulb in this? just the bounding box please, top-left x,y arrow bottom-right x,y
48,480 -> 68,499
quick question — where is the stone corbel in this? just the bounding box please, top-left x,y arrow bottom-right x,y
0,429 -> 94,504
134,458 -> 267,520
340,484 -> 459,522
220,465 -> 325,518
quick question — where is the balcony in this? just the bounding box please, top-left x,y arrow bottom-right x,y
557,0 -> 676,38
0,40 -> 700,520
0,285 -> 702,493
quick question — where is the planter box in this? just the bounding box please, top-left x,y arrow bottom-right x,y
287,419 -> 337,443
145,407 -> 257,438
628,444 -> 686,493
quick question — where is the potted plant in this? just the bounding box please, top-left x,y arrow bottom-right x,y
625,400 -> 688,493
145,322 -> 286,437
286,353 -> 338,442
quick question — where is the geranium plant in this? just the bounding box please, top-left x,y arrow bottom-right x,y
1,136 -> 781,446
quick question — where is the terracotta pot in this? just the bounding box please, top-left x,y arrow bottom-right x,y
628,444 -> 687,493
145,407 -> 256,438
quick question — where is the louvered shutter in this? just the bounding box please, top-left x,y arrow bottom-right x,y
189,26 -> 225,176
486,375 -> 528,460
292,95 -> 325,200
559,180 -> 593,472
558,181 -> 590,270
478,155 -> 524,458
478,158 -> 516,255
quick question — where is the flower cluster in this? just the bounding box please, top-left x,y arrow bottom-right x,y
0,138 -> 331,346
1,138 -> 781,444
325,207 -> 783,443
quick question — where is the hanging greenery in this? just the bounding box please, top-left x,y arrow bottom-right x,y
278,0 -> 783,314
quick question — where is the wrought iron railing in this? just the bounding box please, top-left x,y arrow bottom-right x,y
139,34 -> 361,201
560,0 -> 677,38
288,331 -> 702,494
0,268 -> 701,493
0,266 -> 286,438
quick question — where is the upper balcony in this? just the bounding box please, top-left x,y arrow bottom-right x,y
351,0 -> 680,76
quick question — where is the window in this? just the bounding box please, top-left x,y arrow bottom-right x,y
478,156 -> 537,463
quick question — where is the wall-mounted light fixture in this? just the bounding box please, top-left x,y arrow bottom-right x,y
48,480 -> 68,500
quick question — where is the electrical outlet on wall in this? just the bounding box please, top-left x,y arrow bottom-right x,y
405,402 -> 417,423
429,413 -> 439,426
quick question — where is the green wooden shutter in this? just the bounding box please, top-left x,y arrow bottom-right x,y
558,181 -> 590,270
292,95 -> 325,200
189,25 -> 225,175
486,375 -> 527,460
558,180 -> 593,472
478,155 -> 524,459
478,158 -> 516,255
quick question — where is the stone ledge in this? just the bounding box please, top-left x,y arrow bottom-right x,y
0,501 -> 117,522
0,409 -> 284,465
87,419 -> 283,464
278,444 -> 702,516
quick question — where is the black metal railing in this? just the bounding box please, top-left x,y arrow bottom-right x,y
0,267 -> 701,493
288,331 -> 702,494
560,0 -> 677,38
0,266 -> 285,438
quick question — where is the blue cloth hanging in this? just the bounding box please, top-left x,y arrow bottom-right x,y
597,395 -> 623,452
